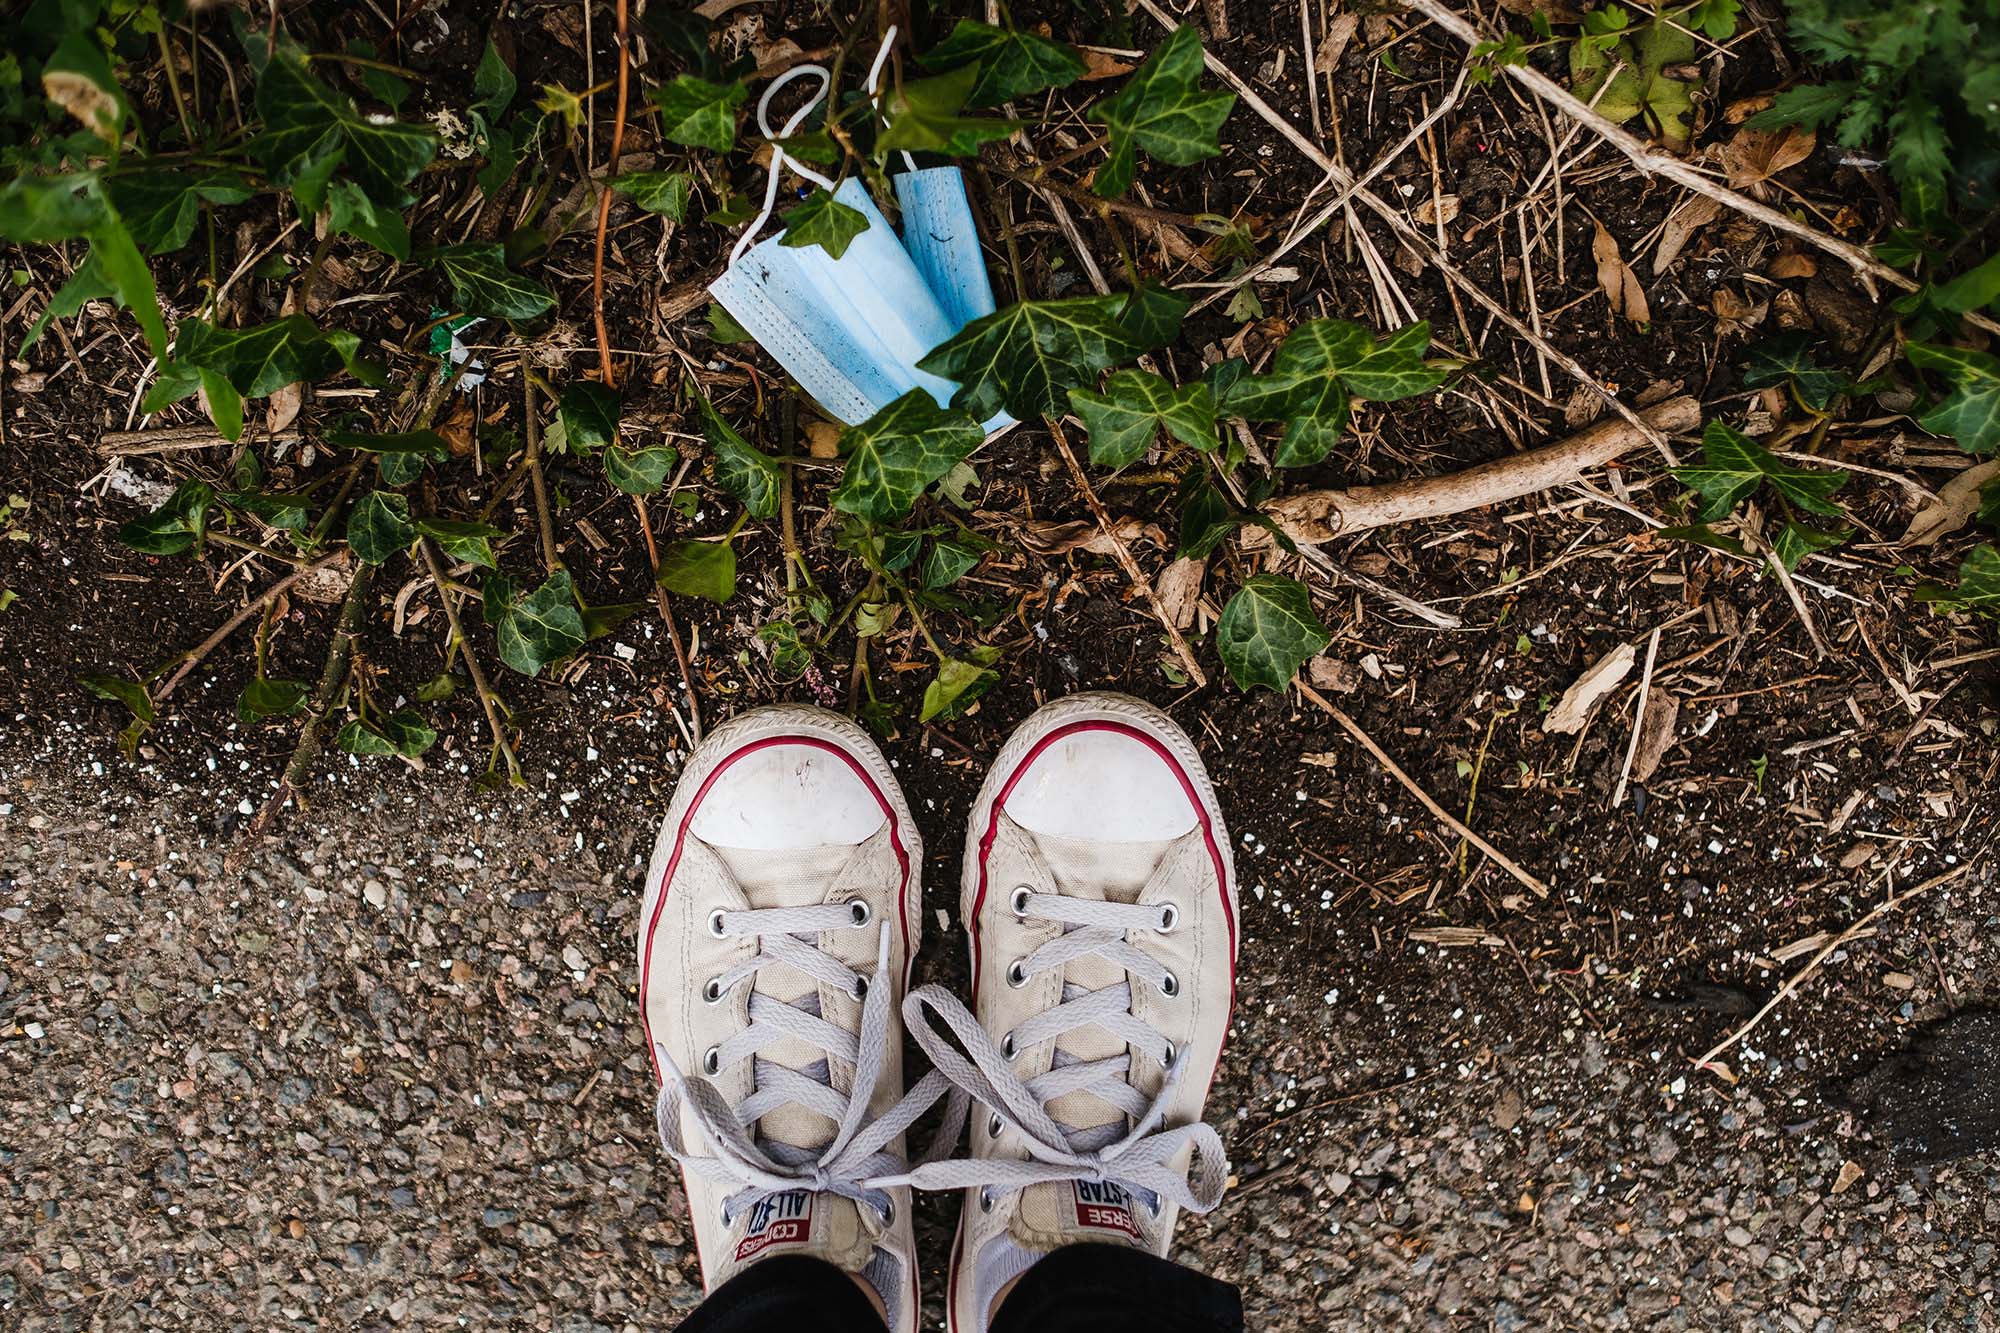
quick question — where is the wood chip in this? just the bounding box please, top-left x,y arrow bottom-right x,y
1314,14 -> 1359,72
804,419 -> 842,459
1408,926 -> 1504,947
1545,642 -> 1636,734
1299,752 -> 1341,770
1154,556 -> 1206,630
1309,656 -> 1362,693
1593,220 -> 1651,325
1629,694 -> 1680,783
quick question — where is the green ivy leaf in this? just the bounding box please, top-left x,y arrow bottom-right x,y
1113,282 -> 1192,349
417,517 -> 502,569
831,390 -> 985,523
1672,419 -> 1850,521
604,444 -> 676,495
759,619 -> 811,682
347,491 -> 416,564
1177,473 -> 1245,559
920,654 -> 999,721
917,20 -> 1086,106
337,709 -> 438,758
105,170 -> 242,255
1087,25 -> 1234,197
178,315 -> 374,399
1217,574 -> 1331,690
1935,252 -> 2000,316
923,535 -> 988,589
426,242 -> 556,320
918,295 -> 1156,421
559,381 -> 620,452
222,489 -> 310,531
657,539 -> 737,603
1773,520 -> 1851,571
494,570 -> 587,676
878,63 -> 1022,157
1955,543 -> 2000,614
82,673 -> 156,732
238,678 -> 308,723
200,370 -> 245,443
612,169 -> 693,220
1741,332 -> 1849,411
1070,369 -> 1218,468
327,428 -> 450,457
778,188 -> 871,259
119,480 -> 213,555
1908,342 -> 2000,456
328,178 -> 411,261
652,74 -> 747,151
249,47 -> 438,207
697,394 -> 782,518
473,39 -> 517,123
1221,320 -> 1440,465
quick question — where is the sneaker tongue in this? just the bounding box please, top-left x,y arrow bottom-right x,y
1009,1179 -> 1161,1253
710,1188 -> 874,1283
1017,828 -> 1175,1139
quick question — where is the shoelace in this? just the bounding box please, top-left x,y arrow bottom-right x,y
651,901 -> 953,1228
899,892 -> 1228,1217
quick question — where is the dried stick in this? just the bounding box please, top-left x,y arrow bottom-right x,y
1398,0 -> 2000,335
1297,680 -> 1550,898
418,537 -> 521,782
1693,863 -> 1967,1075
1610,624 -> 1661,809
154,551 -> 349,703
633,492 -> 705,743
1260,395 -> 1700,543
593,0 -> 632,387
1047,417 -> 1209,687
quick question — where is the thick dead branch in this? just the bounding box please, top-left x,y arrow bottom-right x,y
1260,395 -> 1700,544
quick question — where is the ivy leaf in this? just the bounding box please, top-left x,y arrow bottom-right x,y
657,539 -> 737,603
698,394 -> 782,518
1741,332 -> 1848,411
337,709 -> 437,758
1087,25 -> 1234,197
917,20 -> 1087,106
327,428 -> 450,458
923,535 -> 988,589
119,480 -> 213,555
878,64 -> 1022,157
1177,473 -> 1245,559
612,169 -> 693,220
222,489 -> 310,531
328,178 -> 411,261
494,570 -> 587,676
417,517 -> 502,569
473,39 -> 517,123
831,390 -> 985,523
238,678 -> 308,722
1935,252 -> 2000,316
425,242 -> 555,321
1908,342 -> 2000,456
42,32 -> 130,142
1217,574 -> 1331,690
918,295 -> 1153,421
759,620 -> 811,681
1672,419 -> 1850,521
559,381 -> 620,452
347,491 -> 416,564
82,672 -> 156,760
604,444 -> 677,495
1112,282 -> 1192,350
106,170 -> 239,255
652,75 -> 747,152
779,188 -> 871,260
1221,319 -> 1442,466
200,370 -> 245,443
1069,369 -> 1218,468
250,46 -> 438,206
177,315 -> 371,399
920,654 -> 999,721
1955,543 -> 2000,614
1773,520 -> 1850,571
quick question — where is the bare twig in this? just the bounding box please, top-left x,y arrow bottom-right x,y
633,492 -> 705,743
154,552 -> 349,703
418,537 -> 520,782
592,0 -> 632,388
1297,680 -> 1550,898
1611,624 -> 1661,808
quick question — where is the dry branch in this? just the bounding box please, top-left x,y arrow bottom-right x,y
1259,395 -> 1699,544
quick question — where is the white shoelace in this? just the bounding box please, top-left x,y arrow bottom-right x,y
652,901 -> 952,1228
899,892 -> 1229,1217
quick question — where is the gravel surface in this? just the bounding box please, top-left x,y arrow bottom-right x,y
5,720 -> 1995,1332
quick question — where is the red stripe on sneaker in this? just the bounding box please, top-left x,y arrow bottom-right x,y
640,735 -> 913,1081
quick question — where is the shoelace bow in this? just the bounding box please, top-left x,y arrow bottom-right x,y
652,901 -> 954,1227
899,891 -> 1228,1217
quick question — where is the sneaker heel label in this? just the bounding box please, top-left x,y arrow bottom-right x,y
734,1190 -> 813,1262
1071,1181 -> 1141,1239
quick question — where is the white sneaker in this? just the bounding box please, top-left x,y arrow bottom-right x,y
638,705 -> 938,1333
904,692 -> 1239,1333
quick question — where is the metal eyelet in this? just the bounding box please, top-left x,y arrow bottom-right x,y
1009,885 -> 1033,916
875,1198 -> 897,1226
988,1112 -> 1004,1138
1145,1196 -> 1163,1219
849,899 -> 872,927
706,909 -> 729,938
1160,971 -> 1179,998
978,1190 -> 996,1214
719,1202 -> 732,1227
702,1045 -> 722,1075
851,974 -> 870,1001
702,977 -> 726,1004
1000,1033 -> 1017,1058
1155,902 -> 1180,933
1005,959 -> 1029,988
1162,1040 -> 1177,1066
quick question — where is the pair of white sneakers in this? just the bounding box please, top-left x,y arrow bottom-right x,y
638,693 -> 1238,1333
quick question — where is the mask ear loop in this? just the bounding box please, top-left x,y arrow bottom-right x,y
730,63 -> 839,267
863,26 -> 920,176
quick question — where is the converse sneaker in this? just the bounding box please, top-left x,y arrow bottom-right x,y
904,693 -> 1238,1333
639,705 -> 941,1332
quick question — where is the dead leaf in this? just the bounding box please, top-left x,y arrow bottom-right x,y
1495,0 -> 1584,19
266,380 -> 303,435
1711,288 -> 1769,339
1768,251 -> 1817,280
1630,694 -> 1680,783
1081,48 -> 1136,80
804,419 -> 842,459
1563,384 -> 1605,429
1363,14 -> 1398,45
1016,516 -> 1168,557
1414,194 -> 1461,227
1315,14 -> 1359,72
1902,459 -> 2000,547
1155,556 -> 1206,629
1723,93 -> 1774,125
1546,642 -> 1636,734
1652,195 -> 1723,276
1593,220 -> 1652,326
1721,124 -> 1816,193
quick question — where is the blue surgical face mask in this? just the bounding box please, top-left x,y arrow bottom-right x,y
892,167 -> 997,333
707,44 -> 1011,432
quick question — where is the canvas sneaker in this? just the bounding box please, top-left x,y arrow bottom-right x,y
638,705 -> 942,1333
902,692 -> 1239,1333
